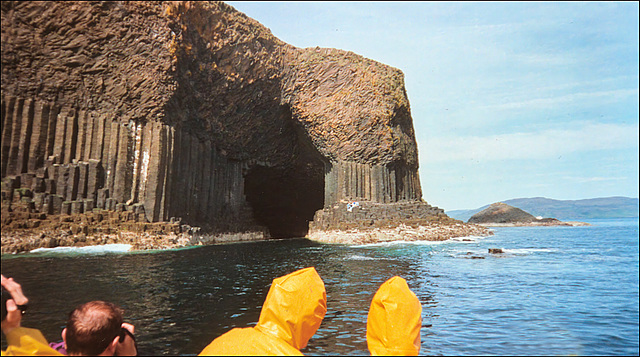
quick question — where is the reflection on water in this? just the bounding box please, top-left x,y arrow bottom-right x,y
2,219 -> 638,356
1,239 -> 424,355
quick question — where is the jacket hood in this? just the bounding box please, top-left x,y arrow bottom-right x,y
366,276 -> 422,356
255,267 -> 327,350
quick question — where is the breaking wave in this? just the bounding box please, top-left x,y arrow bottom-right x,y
29,244 -> 133,255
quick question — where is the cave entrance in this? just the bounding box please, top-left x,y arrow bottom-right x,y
244,162 -> 325,238
243,105 -> 327,238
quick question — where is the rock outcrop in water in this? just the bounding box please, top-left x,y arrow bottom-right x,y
1,1 -> 489,252
468,203 -> 590,227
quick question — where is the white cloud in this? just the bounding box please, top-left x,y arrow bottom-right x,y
479,88 -> 639,111
420,122 -> 639,163
512,52 -> 577,66
561,176 -> 628,183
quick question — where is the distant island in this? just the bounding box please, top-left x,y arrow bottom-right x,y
468,202 -> 590,227
447,196 -> 639,222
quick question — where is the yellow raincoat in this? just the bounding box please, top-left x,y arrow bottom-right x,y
1,327 -> 63,356
199,267 -> 327,356
366,276 -> 422,356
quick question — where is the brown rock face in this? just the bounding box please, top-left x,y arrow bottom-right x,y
282,47 -> 417,166
1,1 -> 439,244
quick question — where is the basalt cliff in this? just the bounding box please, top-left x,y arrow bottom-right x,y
1,1 -> 488,253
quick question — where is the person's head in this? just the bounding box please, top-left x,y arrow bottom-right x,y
62,301 -> 124,356
255,267 -> 327,350
366,276 -> 422,356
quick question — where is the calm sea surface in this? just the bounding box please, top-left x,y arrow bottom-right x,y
1,218 -> 638,355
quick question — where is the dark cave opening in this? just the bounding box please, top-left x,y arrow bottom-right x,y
244,163 -> 325,238
243,104 -> 327,238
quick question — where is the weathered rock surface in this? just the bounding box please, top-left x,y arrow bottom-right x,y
1,1 -> 487,253
468,202 -> 590,227
308,221 -> 492,245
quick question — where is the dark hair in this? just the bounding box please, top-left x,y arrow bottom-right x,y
65,301 -> 124,356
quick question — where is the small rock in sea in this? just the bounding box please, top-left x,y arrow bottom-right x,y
471,256 -> 485,259
488,248 -> 504,254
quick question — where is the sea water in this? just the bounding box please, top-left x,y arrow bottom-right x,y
1,218 -> 638,355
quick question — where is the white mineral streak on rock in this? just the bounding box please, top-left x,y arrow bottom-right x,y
129,121 -> 143,203
140,149 -> 150,198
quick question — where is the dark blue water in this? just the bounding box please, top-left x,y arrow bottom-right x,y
1,218 -> 638,355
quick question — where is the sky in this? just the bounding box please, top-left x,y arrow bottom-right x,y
226,1 -> 639,211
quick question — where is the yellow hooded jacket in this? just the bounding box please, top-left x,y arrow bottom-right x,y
1,327 -> 63,356
366,276 -> 422,356
199,267 -> 327,356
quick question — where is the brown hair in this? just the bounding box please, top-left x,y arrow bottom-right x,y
65,301 -> 124,356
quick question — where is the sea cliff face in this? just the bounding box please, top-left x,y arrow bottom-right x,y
1,1 -> 488,252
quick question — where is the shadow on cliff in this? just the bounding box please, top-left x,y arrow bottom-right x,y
243,106 -> 327,238
244,164 -> 324,238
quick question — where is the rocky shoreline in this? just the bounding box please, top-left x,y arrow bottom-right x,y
1,214 -> 492,254
0,199 -> 271,253
476,221 -> 590,227
468,202 -> 591,227
0,229 -> 277,254
2,185 -> 494,254
2,187 -> 494,254
308,221 -> 493,245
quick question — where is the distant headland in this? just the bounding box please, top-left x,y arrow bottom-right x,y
467,202 -> 590,227
447,197 -> 639,222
